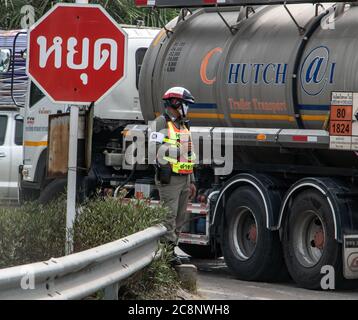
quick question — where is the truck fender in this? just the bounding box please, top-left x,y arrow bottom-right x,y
211,173 -> 284,230
277,177 -> 354,243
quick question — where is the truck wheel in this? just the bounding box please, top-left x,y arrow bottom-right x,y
222,186 -> 287,282
282,189 -> 358,290
178,243 -> 222,259
38,179 -> 67,204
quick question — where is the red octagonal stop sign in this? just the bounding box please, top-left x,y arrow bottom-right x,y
27,4 -> 127,104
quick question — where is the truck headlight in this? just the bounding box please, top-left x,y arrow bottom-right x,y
22,168 -> 30,178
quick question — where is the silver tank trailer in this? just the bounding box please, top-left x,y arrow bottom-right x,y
140,3 -> 357,130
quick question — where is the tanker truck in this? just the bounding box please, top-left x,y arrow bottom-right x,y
131,0 -> 358,289
17,1 -> 358,289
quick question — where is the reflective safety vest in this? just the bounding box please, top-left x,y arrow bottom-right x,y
162,121 -> 196,174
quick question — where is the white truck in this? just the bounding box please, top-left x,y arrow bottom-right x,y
0,107 -> 23,203
0,26 -> 158,203
8,26 -> 160,202
0,30 -> 27,204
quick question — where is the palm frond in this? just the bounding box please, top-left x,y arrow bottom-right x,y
0,0 -> 178,29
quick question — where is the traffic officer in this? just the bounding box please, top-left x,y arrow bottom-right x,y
149,87 -> 197,265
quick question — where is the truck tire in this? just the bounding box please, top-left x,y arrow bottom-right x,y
282,189 -> 358,290
222,186 -> 287,282
38,179 -> 67,204
178,243 -> 222,259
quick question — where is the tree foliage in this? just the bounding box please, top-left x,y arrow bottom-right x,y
0,0 -> 178,30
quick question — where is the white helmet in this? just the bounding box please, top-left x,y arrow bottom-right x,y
162,87 -> 195,117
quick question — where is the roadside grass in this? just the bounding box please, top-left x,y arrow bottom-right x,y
0,195 -> 182,299
119,243 -> 181,300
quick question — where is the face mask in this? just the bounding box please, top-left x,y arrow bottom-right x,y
179,103 -> 189,117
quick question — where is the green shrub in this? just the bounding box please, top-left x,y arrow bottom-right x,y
0,199 -> 66,269
73,197 -> 168,252
0,196 -> 181,299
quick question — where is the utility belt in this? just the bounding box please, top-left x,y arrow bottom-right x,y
156,164 -> 191,185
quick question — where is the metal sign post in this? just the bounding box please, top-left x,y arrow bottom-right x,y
65,104 -> 80,254
66,0 -> 89,255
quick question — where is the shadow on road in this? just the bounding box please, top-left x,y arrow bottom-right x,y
188,257 -> 358,300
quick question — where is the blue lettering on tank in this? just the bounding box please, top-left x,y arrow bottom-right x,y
276,64 -> 287,84
228,63 -> 240,84
329,62 -> 336,84
300,46 -> 336,96
226,46 -> 335,96
241,64 -> 249,84
306,57 -> 325,83
263,63 -> 275,84
253,64 -> 264,84
227,63 -> 288,85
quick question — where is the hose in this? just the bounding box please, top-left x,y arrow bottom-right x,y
113,163 -> 137,198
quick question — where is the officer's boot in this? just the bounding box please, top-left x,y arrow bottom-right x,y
167,241 -> 182,266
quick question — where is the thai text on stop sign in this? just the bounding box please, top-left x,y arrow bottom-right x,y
36,35 -> 118,85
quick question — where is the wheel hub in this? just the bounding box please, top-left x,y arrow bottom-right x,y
247,224 -> 257,243
232,207 -> 258,261
292,210 -> 326,268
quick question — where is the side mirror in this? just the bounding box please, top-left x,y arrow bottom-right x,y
0,49 -> 11,73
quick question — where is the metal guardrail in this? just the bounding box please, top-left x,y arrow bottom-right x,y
0,224 -> 167,300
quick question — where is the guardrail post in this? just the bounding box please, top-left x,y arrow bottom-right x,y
103,283 -> 119,300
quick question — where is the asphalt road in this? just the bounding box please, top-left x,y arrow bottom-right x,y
190,258 -> 358,300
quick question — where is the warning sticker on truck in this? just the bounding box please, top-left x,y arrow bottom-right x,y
331,92 -> 353,105
329,92 -> 358,150
329,120 -> 352,136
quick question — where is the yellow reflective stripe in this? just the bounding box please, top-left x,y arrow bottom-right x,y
163,137 -> 178,146
301,115 -> 328,121
24,141 -> 48,147
230,114 -> 296,122
163,156 -> 178,164
188,113 -> 225,119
